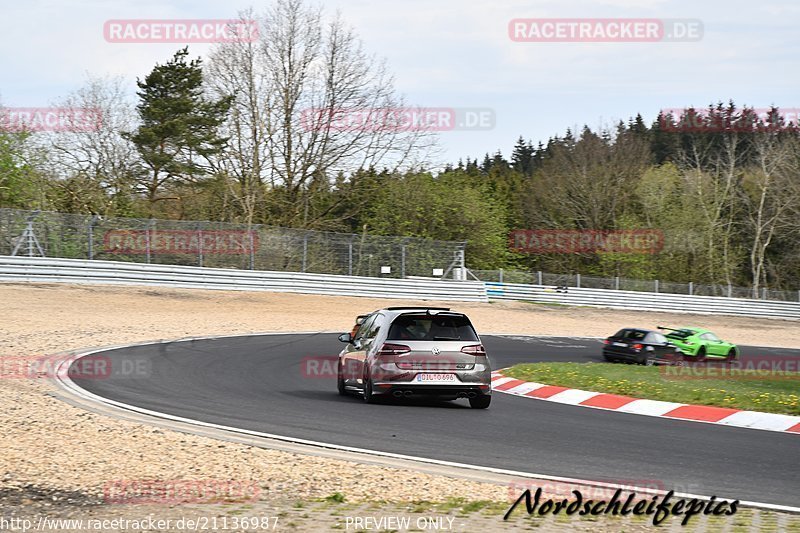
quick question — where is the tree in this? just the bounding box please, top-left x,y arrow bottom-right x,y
0,129 -> 46,209
207,0 -> 436,228
41,76 -> 140,216
128,47 -> 232,215
740,114 -> 800,295
510,136 -> 535,176
362,172 -> 509,268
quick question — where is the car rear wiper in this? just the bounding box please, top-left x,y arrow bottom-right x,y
433,336 -> 461,340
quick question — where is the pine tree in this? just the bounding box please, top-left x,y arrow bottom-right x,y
128,47 -> 232,214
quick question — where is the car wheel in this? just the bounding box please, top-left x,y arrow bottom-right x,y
603,354 -> 616,363
638,351 -> 654,365
469,395 -> 491,409
362,369 -> 376,404
337,363 -> 347,396
696,346 -> 706,362
726,348 -> 738,363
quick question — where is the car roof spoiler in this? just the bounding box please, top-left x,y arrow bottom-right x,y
385,306 -> 451,311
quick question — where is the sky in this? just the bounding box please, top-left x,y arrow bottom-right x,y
1,0 -> 798,166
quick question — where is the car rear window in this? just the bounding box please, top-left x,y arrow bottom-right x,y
387,314 -> 479,341
617,329 -> 647,340
645,332 -> 667,343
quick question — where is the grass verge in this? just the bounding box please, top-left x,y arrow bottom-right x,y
502,362 -> 800,415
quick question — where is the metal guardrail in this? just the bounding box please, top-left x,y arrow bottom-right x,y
472,269 -> 800,302
0,256 -> 488,302
3,256 -> 798,317
485,282 -> 800,320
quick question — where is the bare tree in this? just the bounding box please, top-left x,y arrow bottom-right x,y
741,130 -> 800,296
675,104 -> 750,287
207,0 -> 436,227
39,76 -> 140,215
206,9 -> 270,225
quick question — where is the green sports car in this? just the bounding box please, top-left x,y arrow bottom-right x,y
657,326 -> 739,361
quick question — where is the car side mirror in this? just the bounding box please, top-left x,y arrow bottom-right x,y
338,333 -> 353,344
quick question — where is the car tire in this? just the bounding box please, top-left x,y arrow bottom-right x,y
643,352 -> 656,366
696,346 -> 706,362
337,363 -> 347,396
469,395 -> 491,409
362,369 -> 376,404
726,348 -> 738,363
603,354 -> 616,363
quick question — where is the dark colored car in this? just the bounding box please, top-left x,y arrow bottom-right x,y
602,328 -> 684,366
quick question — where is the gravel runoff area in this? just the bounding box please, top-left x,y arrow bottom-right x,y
2,282 -> 799,532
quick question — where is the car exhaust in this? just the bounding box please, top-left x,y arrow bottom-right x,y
403,390 -> 413,397
392,390 -> 403,398
467,392 -> 477,398
456,392 -> 467,398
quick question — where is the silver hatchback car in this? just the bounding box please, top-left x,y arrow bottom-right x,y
337,307 -> 492,408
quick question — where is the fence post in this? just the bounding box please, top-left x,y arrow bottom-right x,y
728,283 -> 732,298
576,273 -> 581,288
537,271 -> 542,285
348,236 -> 354,276
762,287 -> 767,300
401,244 -> 406,278
87,216 -> 100,260
654,279 -> 659,293
614,276 -> 619,290
688,281 -> 693,295
302,233 -> 308,273
145,219 -> 153,264
499,268 -> 503,284
197,226 -> 203,267
249,229 -> 255,270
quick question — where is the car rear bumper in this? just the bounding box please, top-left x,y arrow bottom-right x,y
603,348 -> 642,362
371,367 -> 492,397
373,383 -> 491,398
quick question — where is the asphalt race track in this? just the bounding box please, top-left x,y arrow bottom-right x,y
71,334 -> 800,507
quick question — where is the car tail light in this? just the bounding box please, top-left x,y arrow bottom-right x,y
461,344 -> 486,356
377,343 -> 411,356
603,339 -> 611,345
632,343 -> 644,351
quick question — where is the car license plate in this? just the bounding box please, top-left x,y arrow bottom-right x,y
415,373 -> 456,382
613,342 -> 628,347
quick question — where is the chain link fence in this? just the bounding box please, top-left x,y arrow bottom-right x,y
471,269 -> 800,303
0,209 -> 465,279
